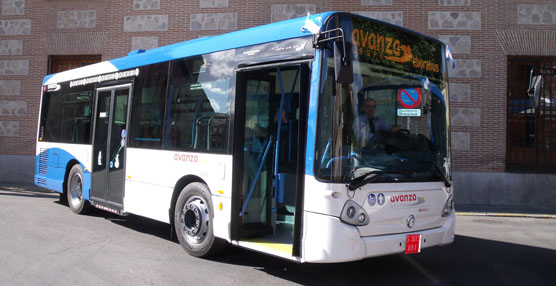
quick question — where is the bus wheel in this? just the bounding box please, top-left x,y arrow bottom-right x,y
174,182 -> 224,257
67,164 -> 90,214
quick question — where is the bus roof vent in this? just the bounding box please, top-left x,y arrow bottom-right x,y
128,49 -> 146,56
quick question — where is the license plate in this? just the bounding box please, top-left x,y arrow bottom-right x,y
405,234 -> 422,254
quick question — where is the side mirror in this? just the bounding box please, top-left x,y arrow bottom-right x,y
527,75 -> 542,109
334,41 -> 353,84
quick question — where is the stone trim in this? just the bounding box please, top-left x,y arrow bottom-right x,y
44,32 -> 107,55
190,13 -> 237,30
517,4 -> 556,25
0,19 -> 31,35
0,100 -> 26,116
124,15 -> 168,32
0,60 -> 28,76
353,11 -> 403,26
270,4 -> 316,23
0,39 -> 23,55
428,11 -> 481,30
496,30 -> 556,56
133,0 -> 160,10
57,10 -> 96,29
361,0 -> 392,6
439,35 -> 471,54
2,0 -> 25,16
452,131 -> 470,151
449,59 -> 481,78
449,83 -> 470,102
131,36 -> 158,51
438,0 -> 470,6
200,0 -> 229,8
0,80 -> 20,96
0,120 -> 18,136
451,107 -> 481,127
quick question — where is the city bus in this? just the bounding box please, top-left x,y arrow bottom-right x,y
35,12 -> 455,263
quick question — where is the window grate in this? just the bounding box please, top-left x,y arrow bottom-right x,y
507,56 -> 556,173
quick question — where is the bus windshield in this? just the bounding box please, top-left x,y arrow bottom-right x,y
315,15 -> 450,184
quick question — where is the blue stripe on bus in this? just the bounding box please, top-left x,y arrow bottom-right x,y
305,49 -> 323,176
34,147 -> 91,200
42,12 -> 335,85
107,12 -> 335,72
43,74 -> 55,84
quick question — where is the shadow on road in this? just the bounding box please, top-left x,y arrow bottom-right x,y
107,213 -> 178,243
0,187 -> 59,199
102,212 -> 556,285
211,235 -> 556,285
7,184 -> 554,285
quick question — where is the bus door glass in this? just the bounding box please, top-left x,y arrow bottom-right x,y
234,63 -> 309,255
91,84 -> 131,209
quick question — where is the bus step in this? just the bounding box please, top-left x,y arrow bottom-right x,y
241,223 -> 273,238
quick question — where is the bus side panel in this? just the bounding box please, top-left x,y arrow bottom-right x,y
123,148 -> 233,241
34,142 -> 92,199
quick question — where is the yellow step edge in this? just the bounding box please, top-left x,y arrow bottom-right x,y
243,238 -> 293,253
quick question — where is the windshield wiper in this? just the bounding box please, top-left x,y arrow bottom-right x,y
348,170 -> 408,190
431,162 -> 452,188
348,170 -> 384,190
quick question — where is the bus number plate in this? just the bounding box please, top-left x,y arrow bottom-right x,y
405,234 -> 422,254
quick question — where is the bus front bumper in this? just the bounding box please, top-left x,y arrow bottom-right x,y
303,211 -> 455,263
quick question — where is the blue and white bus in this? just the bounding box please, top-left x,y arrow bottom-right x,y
35,12 -> 455,263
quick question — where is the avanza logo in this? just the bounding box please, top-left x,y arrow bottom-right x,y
390,194 -> 418,203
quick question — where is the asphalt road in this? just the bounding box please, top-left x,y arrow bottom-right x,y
1,185 -> 555,285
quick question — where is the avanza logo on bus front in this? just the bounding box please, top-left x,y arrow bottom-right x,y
389,193 -> 426,210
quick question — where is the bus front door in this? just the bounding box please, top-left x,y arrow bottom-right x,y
233,63 -> 309,257
90,84 -> 132,213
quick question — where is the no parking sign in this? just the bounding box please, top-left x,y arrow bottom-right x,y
397,88 -> 421,109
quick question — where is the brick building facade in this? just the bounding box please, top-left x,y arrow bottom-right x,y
1,0 -> 555,209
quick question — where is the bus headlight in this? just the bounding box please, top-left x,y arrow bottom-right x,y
441,195 -> 454,217
341,200 -> 370,226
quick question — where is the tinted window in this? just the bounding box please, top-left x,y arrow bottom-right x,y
129,62 -> 168,149
39,90 -> 64,142
61,90 -> 93,144
166,50 -> 234,153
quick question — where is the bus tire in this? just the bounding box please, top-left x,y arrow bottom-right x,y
67,164 -> 90,214
174,182 -> 225,257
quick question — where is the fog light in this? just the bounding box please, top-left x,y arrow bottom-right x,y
347,206 -> 356,218
358,213 -> 366,223
340,200 -> 370,226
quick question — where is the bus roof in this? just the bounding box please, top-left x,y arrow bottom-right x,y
42,11 -> 336,86
43,11 -> 445,86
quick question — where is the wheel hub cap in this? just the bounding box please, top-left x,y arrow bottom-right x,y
180,198 -> 209,244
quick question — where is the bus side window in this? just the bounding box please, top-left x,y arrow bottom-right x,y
62,90 -> 93,144
166,51 -> 233,153
129,62 -> 168,149
39,90 -> 65,142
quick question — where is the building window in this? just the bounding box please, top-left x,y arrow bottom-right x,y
48,55 -> 102,74
507,56 -> 556,172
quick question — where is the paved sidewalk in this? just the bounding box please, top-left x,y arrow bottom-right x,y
456,203 -> 556,219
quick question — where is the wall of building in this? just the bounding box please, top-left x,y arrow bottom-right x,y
0,0 -> 555,210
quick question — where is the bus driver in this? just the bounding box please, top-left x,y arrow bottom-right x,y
354,98 -> 399,146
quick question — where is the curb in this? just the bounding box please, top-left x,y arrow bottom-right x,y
456,212 -> 556,219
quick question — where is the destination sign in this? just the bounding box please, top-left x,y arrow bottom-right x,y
350,16 -> 443,80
